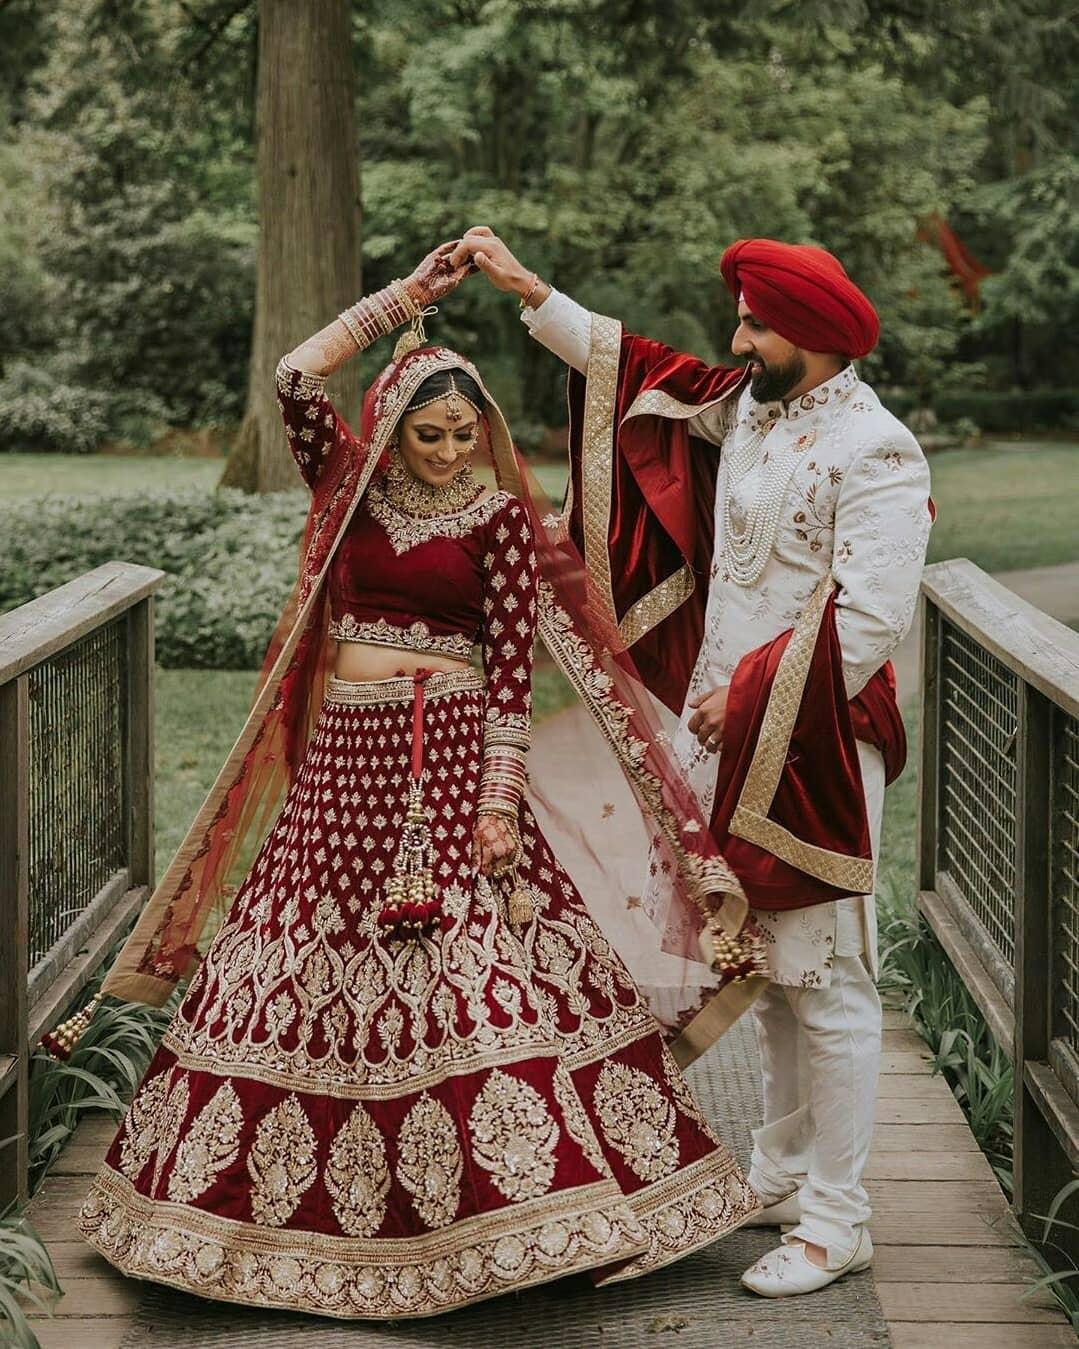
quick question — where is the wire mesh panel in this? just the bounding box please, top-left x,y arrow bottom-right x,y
1055,714 -> 1079,1059
938,619 -> 1019,967
26,618 -> 127,969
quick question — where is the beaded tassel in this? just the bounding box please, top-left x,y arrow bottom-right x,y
377,671 -> 445,943
40,993 -> 102,1060
377,774 -> 444,941
505,872 -> 536,927
702,916 -> 768,983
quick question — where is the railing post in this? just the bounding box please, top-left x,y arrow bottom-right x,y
1013,682 -> 1065,1241
126,596 -> 155,891
0,675 -> 30,1208
917,592 -> 941,893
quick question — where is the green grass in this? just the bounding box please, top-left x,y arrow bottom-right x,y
926,440 -> 1079,574
0,452 -> 224,498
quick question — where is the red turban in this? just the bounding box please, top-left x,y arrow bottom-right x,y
720,239 -> 880,359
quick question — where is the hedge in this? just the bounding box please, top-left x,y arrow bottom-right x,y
0,489 -> 307,668
882,387 -> 1079,433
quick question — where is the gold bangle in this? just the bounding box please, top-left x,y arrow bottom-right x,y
518,273 -> 540,310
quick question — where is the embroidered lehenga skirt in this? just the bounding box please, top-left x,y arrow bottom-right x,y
78,670 -> 757,1319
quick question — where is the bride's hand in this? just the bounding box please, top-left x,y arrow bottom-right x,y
406,241 -> 475,306
449,227 -> 534,297
473,812 -> 521,876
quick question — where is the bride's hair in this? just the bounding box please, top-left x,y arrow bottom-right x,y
404,367 -> 486,415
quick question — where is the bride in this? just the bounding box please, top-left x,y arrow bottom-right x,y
75,244 -> 760,1319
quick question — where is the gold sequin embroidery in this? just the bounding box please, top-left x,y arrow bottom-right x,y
470,1070 -> 559,1202
167,1080 -> 243,1203
592,1061 -> 679,1181
247,1095 -> 318,1227
396,1093 -> 463,1230
325,1103 -> 391,1237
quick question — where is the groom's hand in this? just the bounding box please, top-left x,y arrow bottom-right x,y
687,685 -> 729,753
450,226 -> 544,301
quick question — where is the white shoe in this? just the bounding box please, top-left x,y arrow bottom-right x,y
740,1228 -> 873,1298
738,1191 -> 802,1228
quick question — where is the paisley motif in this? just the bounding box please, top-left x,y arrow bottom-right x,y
396,1094 -> 462,1229
469,1070 -> 559,1202
325,1104 -> 391,1237
247,1095 -> 318,1227
167,1080 -> 244,1203
592,1061 -> 679,1182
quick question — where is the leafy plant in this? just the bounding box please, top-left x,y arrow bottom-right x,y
0,1210 -> 59,1349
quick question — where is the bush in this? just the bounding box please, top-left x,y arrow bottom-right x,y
881,387 -> 1079,434
0,359 -> 113,454
0,489 -> 307,668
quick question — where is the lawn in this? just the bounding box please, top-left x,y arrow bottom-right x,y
926,439 -> 1079,574
0,451 -> 225,497
7,438 -> 1074,875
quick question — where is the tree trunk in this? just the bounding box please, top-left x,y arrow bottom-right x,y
220,0 -> 361,493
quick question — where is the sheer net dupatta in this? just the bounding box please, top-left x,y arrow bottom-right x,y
475,398 -> 765,1068
99,347 -> 489,1007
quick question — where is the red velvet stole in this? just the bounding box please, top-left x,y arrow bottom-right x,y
565,328 -> 907,912
714,593 -> 905,911
565,334 -> 744,714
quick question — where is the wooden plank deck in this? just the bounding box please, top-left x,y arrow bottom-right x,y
20,1008 -> 1074,1348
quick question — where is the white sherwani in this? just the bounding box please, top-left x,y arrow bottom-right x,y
524,289 -> 932,1264
522,290 -> 932,986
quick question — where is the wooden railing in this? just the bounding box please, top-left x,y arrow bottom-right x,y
0,561 -> 163,1209
918,558 -> 1079,1251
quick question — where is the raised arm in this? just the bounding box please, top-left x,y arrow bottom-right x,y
276,243 -> 473,487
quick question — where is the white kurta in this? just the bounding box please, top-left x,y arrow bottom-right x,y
523,291 -> 931,987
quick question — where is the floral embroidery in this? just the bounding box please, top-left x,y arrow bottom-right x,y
396,1093 -> 463,1229
328,613 -> 475,662
151,1074 -> 191,1193
325,1103 -> 391,1237
167,1080 -> 243,1203
470,1070 -> 559,1202
117,1070 -> 171,1181
247,1095 -> 318,1227
592,1061 -> 679,1181
366,478 -> 508,555
552,1063 -> 607,1173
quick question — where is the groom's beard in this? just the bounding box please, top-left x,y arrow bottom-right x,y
750,352 -> 806,404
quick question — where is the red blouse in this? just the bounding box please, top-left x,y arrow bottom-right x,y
275,357 -> 538,735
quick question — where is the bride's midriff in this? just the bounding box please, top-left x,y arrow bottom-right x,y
332,640 -> 473,683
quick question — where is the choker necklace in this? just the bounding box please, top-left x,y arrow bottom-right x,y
382,450 -> 483,518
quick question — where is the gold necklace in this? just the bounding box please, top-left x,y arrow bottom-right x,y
382,450 -> 483,518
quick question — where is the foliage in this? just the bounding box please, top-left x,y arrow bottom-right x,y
12,0 -> 1076,459
0,0 -> 256,452
0,1212 -> 58,1349
0,488 -> 306,667
28,991 -> 177,1193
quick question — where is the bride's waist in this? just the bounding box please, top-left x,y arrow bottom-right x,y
332,640 -> 475,683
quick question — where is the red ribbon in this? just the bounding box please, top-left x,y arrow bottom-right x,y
411,668 -> 432,779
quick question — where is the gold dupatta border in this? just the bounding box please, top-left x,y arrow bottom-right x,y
728,574 -> 876,894
577,315 -> 697,652
104,350 -> 485,1006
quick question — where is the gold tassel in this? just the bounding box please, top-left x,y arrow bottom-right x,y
392,305 -> 437,362
506,873 -> 536,927
40,993 -> 102,1060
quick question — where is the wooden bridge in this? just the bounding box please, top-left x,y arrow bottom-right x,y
4,560 -> 1079,1347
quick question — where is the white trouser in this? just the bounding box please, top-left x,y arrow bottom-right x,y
747,955 -> 881,1265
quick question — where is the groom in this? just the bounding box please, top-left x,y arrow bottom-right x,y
450,226 -> 932,1297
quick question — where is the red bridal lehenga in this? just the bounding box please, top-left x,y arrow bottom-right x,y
77,342 -> 760,1320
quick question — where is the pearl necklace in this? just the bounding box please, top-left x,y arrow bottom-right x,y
721,409 -> 804,588
382,450 -> 483,518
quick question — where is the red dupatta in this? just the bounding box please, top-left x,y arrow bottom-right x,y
102,341 -> 765,1066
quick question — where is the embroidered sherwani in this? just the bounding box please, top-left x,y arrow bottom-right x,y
522,292 -> 931,987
